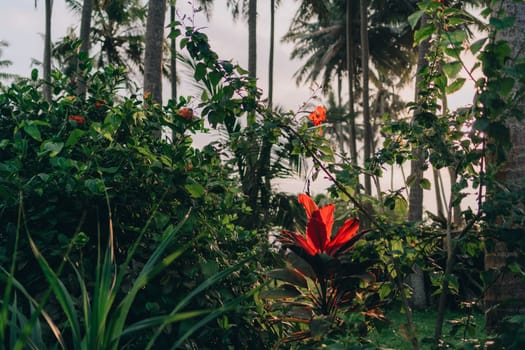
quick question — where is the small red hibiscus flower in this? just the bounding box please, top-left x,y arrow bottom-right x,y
281,194 -> 360,256
95,99 -> 106,108
177,108 -> 194,121
308,105 -> 327,126
68,115 -> 85,124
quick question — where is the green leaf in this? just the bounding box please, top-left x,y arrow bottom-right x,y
31,69 -> 38,81
266,268 -> 308,289
27,238 -> 82,345
420,178 -> 431,190
84,178 -> 105,193
23,123 -> 42,141
378,283 -> 392,299
473,117 -> 490,131
498,77 -> 515,97
40,141 -> 64,157
470,38 -> 487,55
185,183 -> 206,198
208,71 -> 222,87
408,10 -> 424,29
286,252 -> 316,280
414,24 -> 436,45
66,129 -> 85,147
490,16 -> 515,30
260,284 -> 303,299
194,63 -> 207,81
442,61 -> 462,78
446,78 -> 466,94
445,30 -> 467,46
434,74 -> 448,93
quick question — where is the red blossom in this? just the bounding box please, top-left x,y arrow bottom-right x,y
281,194 -> 360,256
68,115 -> 85,124
308,105 -> 327,126
177,108 -> 194,120
95,99 -> 106,108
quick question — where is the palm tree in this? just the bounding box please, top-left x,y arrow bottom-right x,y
360,0 -> 372,195
406,13 -> 431,311
407,1 -> 486,311
65,0 -> 148,91
346,0 -> 358,165
43,0 -> 52,102
170,0 -> 177,101
76,0 -> 93,96
484,0 -> 525,332
216,0 -> 257,78
248,0 -> 256,78
0,40 -> 17,87
0,41 -> 16,84
144,0 -> 167,105
268,0 -> 280,109
284,0 -> 416,190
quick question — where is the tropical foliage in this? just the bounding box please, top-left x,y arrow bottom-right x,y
1,0 -> 525,349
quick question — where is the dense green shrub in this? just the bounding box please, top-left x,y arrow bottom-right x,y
0,59 -> 274,347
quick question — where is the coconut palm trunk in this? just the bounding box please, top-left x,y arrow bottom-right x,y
170,0 -> 177,101
144,0 -> 167,105
43,0 -> 52,102
76,0 -> 93,97
248,0 -> 257,79
484,0 -> 525,332
360,0 -> 372,196
407,14 -> 431,310
268,0 -> 275,109
346,0 -> 358,168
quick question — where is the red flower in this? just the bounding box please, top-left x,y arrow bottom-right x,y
281,194 -> 359,256
95,99 -> 106,108
177,108 -> 194,121
308,105 -> 327,126
68,115 -> 85,124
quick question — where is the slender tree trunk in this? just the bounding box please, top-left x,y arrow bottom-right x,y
144,0 -> 167,105
433,168 -> 445,218
248,0 -> 257,79
447,166 -> 461,224
360,0 -> 372,195
406,14 -> 431,311
76,0 -> 93,97
485,0 -> 525,332
337,72 -> 345,152
170,0 -> 177,101
268,0 -> 274,109
346,0 -> 358,169
43,0 -> 52,102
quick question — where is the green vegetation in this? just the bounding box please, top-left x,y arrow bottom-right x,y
369,306 -> 486,349
1,0 -> 525,349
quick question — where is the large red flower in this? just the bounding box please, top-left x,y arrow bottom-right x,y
282,194 -> 359,256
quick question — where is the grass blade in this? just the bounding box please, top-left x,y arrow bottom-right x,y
28,237 -> 82,348
105,208 -> 192,349
0,267 -> 66,349
145,257 -> 252,348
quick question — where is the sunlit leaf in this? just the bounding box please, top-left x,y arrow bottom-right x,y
266,268 -> 308,289
446,78 -> 466,94
185,183 -> 206,198
260,284 -> 303,299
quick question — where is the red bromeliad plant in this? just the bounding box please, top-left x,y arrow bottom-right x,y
263,194 -> 381,346
281,194 -> 359,257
